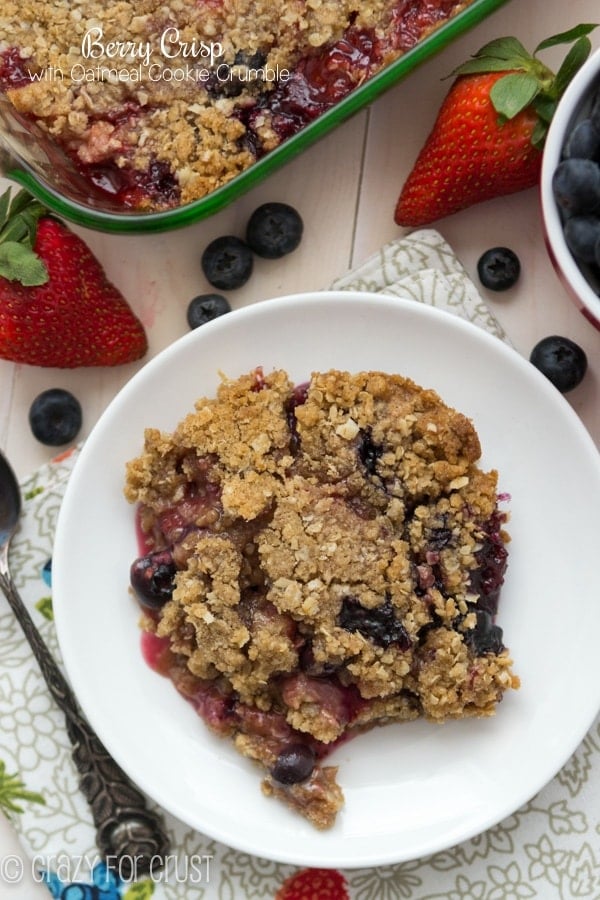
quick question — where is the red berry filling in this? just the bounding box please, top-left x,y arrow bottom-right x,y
0,48 -> 35,89
238,26 -> 382,150
390,0 -> 470,51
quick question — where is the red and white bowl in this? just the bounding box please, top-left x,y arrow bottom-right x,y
540,46 -> 600,329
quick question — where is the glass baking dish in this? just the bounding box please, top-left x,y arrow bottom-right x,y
0,0 -> 509,233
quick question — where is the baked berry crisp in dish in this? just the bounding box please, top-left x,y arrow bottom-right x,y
0,0 -> 474,211
124,367 -> 519,828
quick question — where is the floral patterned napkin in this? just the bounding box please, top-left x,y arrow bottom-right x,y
1,229 -> 599,899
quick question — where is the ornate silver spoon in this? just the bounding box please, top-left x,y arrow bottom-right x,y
0,449 -> 170,877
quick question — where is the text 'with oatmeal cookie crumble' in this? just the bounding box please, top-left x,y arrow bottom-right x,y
125,368 -> 519,828
0,0 -> 474,211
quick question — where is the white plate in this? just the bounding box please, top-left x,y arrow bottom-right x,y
53,291 -> 600,868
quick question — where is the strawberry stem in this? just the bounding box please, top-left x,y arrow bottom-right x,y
450,23 -> 599,148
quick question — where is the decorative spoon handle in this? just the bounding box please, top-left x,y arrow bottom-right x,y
0,563 -> 170,877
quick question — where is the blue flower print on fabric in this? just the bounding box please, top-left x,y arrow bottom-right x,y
42,558 -> 52,587
42,862 -> 123,899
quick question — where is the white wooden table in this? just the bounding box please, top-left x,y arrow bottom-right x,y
1,0 -> 599,894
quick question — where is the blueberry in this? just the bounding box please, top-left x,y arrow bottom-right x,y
564,118 -> 600,162
469,528 -> 508,617
246,202 -> 303,259
130,550 -> 177,609
201,236 -> 253,289
529,335 -> 587,393
271,743 -> 315,785
477,247 -> 521,291
206,50 -> 267,98
552,158 -> 600,216
186,293 -> 231,329
563,215 -> 600,263
357,427 -> 384,475
28,388 -> 82,446
464,610 -> 504,656
339,596 -> 411,649
428,526 -> 453,550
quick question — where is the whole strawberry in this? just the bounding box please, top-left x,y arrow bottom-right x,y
0,188 -> 147,367
394,24 -> 598,227
275,867 -> 349,900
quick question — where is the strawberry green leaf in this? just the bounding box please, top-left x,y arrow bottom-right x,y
474,36 -> 532,63
534,95 -> 558,125
554,36 -> 593,97
535,23 -> 598,54
0,188 -> 49,284
8,187 -> 41,218
530,117 -> 549,150
450,56 -> 529,77
490,73 -> 540,120
0,190 -> 11,231
17,208 -> 44,245
0,241 -> 48,285
450,35 -> 536,78
0,198 -> 46,247
0,214 -> 33,246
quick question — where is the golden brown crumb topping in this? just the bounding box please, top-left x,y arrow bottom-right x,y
125,368 -> 518,828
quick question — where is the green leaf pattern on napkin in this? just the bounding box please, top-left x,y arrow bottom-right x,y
0,760 -> 45,820
2,232 -> 600,898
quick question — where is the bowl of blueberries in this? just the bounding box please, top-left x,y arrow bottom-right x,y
541,45 -> 600,329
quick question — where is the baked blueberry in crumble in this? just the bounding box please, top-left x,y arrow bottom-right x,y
130,549 -> 177,610
125,368 -> 519,828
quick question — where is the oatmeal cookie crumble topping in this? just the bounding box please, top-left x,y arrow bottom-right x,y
0,0 -> 472,210
125,368 -> 518,828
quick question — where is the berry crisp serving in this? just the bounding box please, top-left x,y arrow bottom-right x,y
125,368 -> 519,829
0,0 -> 473,211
